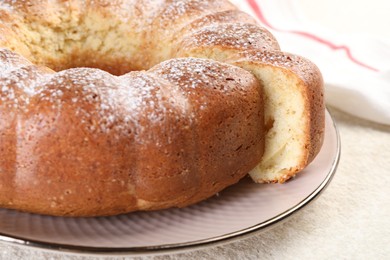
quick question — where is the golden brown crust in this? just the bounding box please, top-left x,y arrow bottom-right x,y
0,50 -> 264,216
0,0 -> 324,215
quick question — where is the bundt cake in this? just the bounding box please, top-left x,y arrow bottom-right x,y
0,0 -> 324,216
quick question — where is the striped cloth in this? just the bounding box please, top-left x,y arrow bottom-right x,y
230,0 -> 390,125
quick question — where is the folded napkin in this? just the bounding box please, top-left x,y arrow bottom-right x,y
230,0 -> 390,125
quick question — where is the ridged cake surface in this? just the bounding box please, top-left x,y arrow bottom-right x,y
0,0 -> 324,216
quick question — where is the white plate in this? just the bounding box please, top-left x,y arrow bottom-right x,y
0,110 -> 340,256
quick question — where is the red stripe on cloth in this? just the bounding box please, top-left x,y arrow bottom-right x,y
246,0 -> 379,72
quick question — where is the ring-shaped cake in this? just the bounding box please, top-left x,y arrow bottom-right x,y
0,0 -> 324,216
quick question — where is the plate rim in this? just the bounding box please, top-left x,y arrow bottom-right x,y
0,109 -> 341,256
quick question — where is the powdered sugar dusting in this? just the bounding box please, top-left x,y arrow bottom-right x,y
0,1 -> 274,144
158,0 -> 209,25
35,68 -> 136,138
235,50 -> 319,80
0,48 -> 31,71
177,9 -> 257,36
180,23 -> 279,51
240,50 -> 301,67
0,50 -> 255,145
151,57 -> 248,92
0,66 -> 44,109
0,1 -> 14,12
0,49 -> 50,111
149,57 -> 254,116
0,60 -> 192,143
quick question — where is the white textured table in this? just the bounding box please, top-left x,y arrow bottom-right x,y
1,0 -> 390,259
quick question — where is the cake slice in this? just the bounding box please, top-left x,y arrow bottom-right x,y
230,51 -> 325,183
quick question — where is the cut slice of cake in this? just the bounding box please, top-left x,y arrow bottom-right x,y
230,51 -> 325,183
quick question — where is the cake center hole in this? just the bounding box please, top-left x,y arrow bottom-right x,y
20,40 -> 147,76
7,13 -> 158,76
